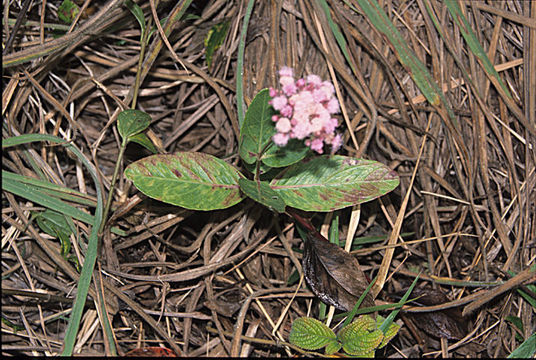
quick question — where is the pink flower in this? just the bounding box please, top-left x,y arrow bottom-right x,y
292,120 -> 311,140
330,134 -> 343,154
280,105 -> 293,118
270,95 -> 287,111
279,67 -> 294,77
275,117 -> 291,133
269,67 -> 342,154
326,98 -> 339,113
282,82 -> 297,96
280,76 -> 294,87
306,74 -> 322,87
323,117 -> 338,134
312,88 -> 328,103
273,132 -> 289,146
309,138 -> 324,153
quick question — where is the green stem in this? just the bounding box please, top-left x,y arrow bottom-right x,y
99,140 -> 127,234
236,0 -> 255,128
6,17 -> 71,31
253,141 -> 274,181
131,20 -> 151,109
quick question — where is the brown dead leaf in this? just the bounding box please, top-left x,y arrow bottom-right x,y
288,209 -> 374,311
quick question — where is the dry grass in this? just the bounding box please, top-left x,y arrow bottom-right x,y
2,0 -> 535,357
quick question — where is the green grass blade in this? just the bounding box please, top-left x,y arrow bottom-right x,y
318,0 -> 355,73
2,176 -> 95,224
2,133 -> 104,356
354,0 -> 457,127
235,0 -> 255,128
2,170 -> 96,207
379,273 -> 420,333
342,276 -> 377,328
443,0 -> 510,97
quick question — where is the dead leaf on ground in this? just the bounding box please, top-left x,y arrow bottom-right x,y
288,209 -> 374,311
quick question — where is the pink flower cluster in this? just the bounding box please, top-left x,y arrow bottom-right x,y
269,67 -> 343,154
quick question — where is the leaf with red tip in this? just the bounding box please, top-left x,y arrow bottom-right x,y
271,156 -> 399,212
125,152 -> 244,211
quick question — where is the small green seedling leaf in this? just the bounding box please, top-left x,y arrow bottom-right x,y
117,109 -> 151,143
271,156 -> 399,212
128,133 -> 158,154
239,88 -> 276,165
204,20 -> 230,69
125,152 -> 244,211
289,317 -> 337,350
125,0 -> 146,34
338,315 -> 383,356
238,178 -> 286,213
35,209 -> 73,256
506,316 -> 525,342
58,0 -> 80,24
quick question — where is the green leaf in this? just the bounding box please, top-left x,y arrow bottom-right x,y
324,340 -> 342,355
35,209 -> 73,256
128,133 -> 158,154
318,0 -> 356,74
124,152 -> 244,211
57,0 -> 80,24
204,20 -> 230,69
117,109 -> 151,143
508,333 -> 536,358
517,285 -> 536,309
288,317 -> 337,351
376,315 -> 401,349
338,315 -> 383,356
506,315 -> 525,342
239,88 -> 276,164
271,156 -> 399,212
261,138 -> 309,168
238,178 -> 286,213
125,0 -> 146,34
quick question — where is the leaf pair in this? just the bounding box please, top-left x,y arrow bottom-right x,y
289,315 -> 400,356
117,109 -> 157,153
125,153 -> 399,212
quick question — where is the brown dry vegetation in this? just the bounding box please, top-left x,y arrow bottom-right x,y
2,0 -> 535,357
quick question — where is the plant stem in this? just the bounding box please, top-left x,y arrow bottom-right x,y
253,140 -> 275,181
131,19 -> 151,109
101,9 -> 152,232
99,140 -> 127,234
